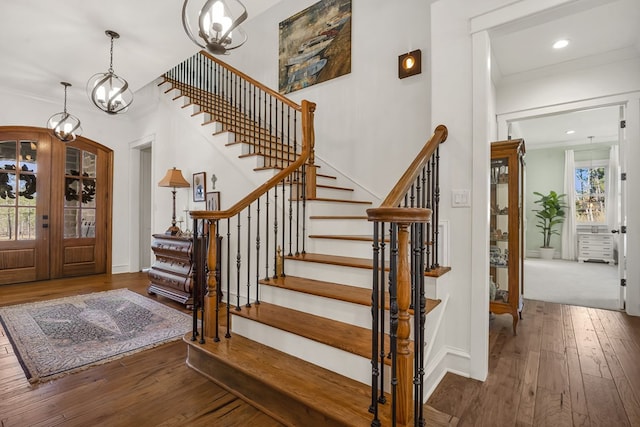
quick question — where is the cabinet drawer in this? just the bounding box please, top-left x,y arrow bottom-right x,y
579,234 -> 613,244
148,269 -> 191,294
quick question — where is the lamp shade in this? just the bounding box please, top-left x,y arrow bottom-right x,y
158,167 -> 190,188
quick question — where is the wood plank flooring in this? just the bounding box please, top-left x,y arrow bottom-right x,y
427,299 -> 640,426
2,273 -> 640,426
0,273 -> 284,427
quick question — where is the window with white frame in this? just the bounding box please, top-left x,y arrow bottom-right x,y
574,160 -> 607,224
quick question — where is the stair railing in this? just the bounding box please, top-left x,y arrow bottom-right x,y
162,53 -> 316,342
366,125 -> 448,426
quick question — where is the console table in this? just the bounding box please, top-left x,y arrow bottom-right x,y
578,233 -> 615,264
147,234 -> 195,307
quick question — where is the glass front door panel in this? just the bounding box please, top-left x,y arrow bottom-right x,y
64,147 -> 97,239
0,139 -> 37,241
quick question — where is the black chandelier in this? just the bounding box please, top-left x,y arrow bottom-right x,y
46,82 -> 82,142
87,30 -> 133,114
182,0 -> 248,55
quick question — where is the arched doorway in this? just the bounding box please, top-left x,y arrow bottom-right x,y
0,126 -> 112,284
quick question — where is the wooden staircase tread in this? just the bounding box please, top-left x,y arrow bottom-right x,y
309,234 -> 382,242
231,301 -> 390,362
310,215 -> 368,220
286,253 -> 452,278
260,275 -> 441,315
307,197 -> 372,205
185,333 -> 457,426
186,333 -> 383,426
317,173 -> 337,180
317,184 -> 354,191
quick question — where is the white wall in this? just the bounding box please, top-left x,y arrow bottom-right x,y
221,0 -> 433,200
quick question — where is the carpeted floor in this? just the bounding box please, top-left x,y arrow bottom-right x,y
523,258 -> 621,310
0,289 -> 192,383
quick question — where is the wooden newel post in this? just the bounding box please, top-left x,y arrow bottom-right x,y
302,100 -> 317,200
396,222 -> 413,425
204,221 -> 217,339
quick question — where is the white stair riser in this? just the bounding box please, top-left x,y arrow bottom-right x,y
258,285 -> 373,329
306,238 -> 374,259
315,187 -> 356,200
306,218 -> 372,235
285,259 -> 373,289
232,316 -> 372,386
306,201 -> 370,217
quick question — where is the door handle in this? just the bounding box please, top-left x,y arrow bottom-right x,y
611,229 -> 619,234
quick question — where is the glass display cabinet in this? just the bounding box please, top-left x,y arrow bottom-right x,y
490,139 -> 525,334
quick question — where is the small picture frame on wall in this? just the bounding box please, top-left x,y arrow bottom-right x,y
193,172 -> 206,202
206,191 -> 220,211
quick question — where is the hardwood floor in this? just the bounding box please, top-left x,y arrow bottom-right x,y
0,272 -> 284,427
427,299 -> 640,426
2,273 -> 640,426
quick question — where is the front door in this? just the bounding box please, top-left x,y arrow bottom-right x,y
0,130 -> 52,284
0,127 -> 112,284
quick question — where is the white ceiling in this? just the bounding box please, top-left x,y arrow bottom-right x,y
0,0 -> 281,112
0,0 -> 638,145
490,0 -> 640,148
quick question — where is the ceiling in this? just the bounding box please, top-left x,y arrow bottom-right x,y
490,0 -> 640,148
0,0 -> 281,113
0,0 -> 638,144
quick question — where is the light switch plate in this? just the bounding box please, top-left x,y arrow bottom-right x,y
451,189 -> 471,207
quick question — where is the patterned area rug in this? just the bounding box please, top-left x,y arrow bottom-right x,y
0,289 -> 192,384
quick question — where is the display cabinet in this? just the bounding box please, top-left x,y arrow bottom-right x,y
490,139 -> 525,334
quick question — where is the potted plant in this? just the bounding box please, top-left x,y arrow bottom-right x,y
533,190 -> 567,260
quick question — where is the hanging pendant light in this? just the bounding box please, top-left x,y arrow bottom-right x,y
182,0 -> 248,55
47,82 -> 82,143
87,30 -> 133,114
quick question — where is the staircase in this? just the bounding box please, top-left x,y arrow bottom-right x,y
159,53 -> 454,426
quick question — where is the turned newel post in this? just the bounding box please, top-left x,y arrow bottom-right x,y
367,207 -> 431,426
204,220 -> 218,339
396,222 -> 412,425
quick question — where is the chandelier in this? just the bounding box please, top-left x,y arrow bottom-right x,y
182,0 -> 248,55
46,82 -> 82,142
87,30 -> 133,114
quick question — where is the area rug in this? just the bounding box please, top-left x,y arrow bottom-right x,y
0,288 -> 192,384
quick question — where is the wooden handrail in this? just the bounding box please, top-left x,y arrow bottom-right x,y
190,99 -> 316,221
200,51 -> 302,112
375,124 -> 448,211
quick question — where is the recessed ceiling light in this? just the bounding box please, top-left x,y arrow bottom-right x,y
553,39 -> 570,49
566,130 -> 575,135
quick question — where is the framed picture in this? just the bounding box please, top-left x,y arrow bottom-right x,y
278,0 -> 352,94
192,172 -> 206,202
206,191 -> 220,211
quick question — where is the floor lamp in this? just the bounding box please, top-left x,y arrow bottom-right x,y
158,167 -> 190,236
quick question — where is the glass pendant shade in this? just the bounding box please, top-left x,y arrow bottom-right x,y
47,82 -> 82,143
87,30 -> 133,114
182,0 -> 248,55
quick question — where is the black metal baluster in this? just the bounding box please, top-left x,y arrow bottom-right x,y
273,182 -> 279,279
433,147 -> 440,268
412,222 -> 421,423
198,219 -> 206,344
281,177 -> 287,276
191,218 -> 200,342
378,223 -> 387,404
246,204 -> 252,307
301,164 -> 307,255
265,189 -> 270,280
425,160 -> 433,272
255,198 -> 261,304
211,220 -> 221,343
226,218 -> 232,338
235,212 -> 242,311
